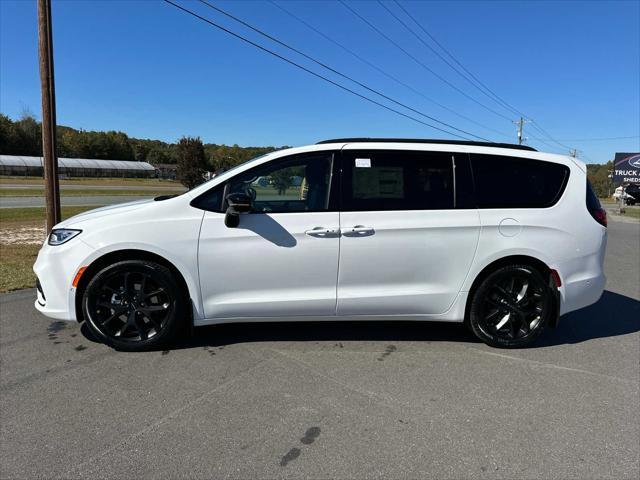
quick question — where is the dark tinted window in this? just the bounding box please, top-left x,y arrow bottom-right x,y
190,184 -> 225,212
471,154 -> 569,208
586,180 -> 602,210
341,150 -> 455,211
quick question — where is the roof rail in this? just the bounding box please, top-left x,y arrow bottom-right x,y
316,138 -> 537,152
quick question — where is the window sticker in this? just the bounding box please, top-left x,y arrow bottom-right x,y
353,166 -> 404,199
355,158 -> 371,168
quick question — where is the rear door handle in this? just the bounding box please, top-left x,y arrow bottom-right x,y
341,225 -> 375,236
305,227 -> 341,238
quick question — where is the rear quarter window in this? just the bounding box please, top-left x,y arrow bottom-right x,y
471,154 -> 570,208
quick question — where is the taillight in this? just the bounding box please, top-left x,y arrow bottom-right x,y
586,180 -> 607,227
590,208 -> 607,227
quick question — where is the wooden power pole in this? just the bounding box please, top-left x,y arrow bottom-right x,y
37,0 -> 61,232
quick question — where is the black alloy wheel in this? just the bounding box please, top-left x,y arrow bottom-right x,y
469,265 -> 553,348
83,260 -> 185,351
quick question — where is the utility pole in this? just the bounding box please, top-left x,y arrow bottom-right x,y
513,116 -> 530,145
570,149 -> 577,158
37,0 -> 61,232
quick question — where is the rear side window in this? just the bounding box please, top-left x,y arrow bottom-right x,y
341,150 -> 455,211
586,180 -> 602,210
470,154 -> 570,208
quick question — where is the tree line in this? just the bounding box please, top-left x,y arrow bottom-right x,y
585,161 -> 614,198
0,113 -> 283,174
1,113 -> 615,196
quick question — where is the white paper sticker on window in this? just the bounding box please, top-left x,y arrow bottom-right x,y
355,158 -> 371,168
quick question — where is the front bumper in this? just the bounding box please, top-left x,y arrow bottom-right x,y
33,238 -> 94,321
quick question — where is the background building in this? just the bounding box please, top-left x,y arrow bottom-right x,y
0,155 -> 156,178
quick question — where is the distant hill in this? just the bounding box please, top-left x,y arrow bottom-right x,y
0,113 -> 285,172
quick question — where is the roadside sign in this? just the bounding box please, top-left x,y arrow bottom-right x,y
613,152 -> 640,186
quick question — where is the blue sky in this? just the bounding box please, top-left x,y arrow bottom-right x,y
1,0 -> 638,162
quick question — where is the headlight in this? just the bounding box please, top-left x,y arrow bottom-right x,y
48,229 -> 82,246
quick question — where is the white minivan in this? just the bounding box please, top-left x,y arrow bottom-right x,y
34,139 -> 607,350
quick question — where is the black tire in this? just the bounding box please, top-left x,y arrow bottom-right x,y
468,264 -> 553,348
82,260 -> 186,351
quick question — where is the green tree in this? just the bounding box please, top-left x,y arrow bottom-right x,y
587,161 -> 613,198
0,114 -> 19,154
133,142 -> 150,162
0,112 -> 286,171
211,154 -> 237,174
13,113 -> 42,156
176,136 -> 207,189
146,147 -> 169,166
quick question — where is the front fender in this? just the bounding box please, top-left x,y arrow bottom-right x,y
76,240 -> 204,323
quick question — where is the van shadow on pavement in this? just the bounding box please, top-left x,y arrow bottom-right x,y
536,290 -> 640,347
80,290 -> 639,351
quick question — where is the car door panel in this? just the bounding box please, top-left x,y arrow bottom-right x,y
199,211 -> 339,318
337,209 -> 479,315
336,148 -> 480,316
196,151 -> 340,319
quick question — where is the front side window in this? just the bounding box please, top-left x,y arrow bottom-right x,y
192,152 -> 336,213
341,150 -> 455,211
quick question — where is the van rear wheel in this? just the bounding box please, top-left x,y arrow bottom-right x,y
468,265 -> 552,348
82,260 -> 185,351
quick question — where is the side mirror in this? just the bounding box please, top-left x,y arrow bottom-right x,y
225,192 -> 252,228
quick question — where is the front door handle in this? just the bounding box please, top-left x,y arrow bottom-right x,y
341,225 -> 375,236
305,227 -> 340,238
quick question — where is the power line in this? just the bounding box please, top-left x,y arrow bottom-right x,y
269,0 -> 513,140
197,0 -> 489,141
161,0 -> 470,139
379,0 -> 517,119
391,0 -> 583,155
338,0 -> 514,123
528,122 -> 575,152
392,0 -> 523,118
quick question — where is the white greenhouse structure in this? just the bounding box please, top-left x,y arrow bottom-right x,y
0,155 -> 156,178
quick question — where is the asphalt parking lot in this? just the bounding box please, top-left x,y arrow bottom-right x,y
1,220 -> 638,479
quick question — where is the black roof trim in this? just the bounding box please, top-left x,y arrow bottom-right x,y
316,138 -> 537,152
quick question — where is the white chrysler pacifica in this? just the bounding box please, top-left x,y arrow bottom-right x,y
34,139 -> 607,350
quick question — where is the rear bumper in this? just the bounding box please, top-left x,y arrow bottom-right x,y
560,271 -> 606,315
556,241 -> 607,315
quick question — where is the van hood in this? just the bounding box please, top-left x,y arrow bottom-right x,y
56,199 -> 155,228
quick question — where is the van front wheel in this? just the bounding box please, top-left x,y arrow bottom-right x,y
82,260 -> 185,351
468,265 -> 552,348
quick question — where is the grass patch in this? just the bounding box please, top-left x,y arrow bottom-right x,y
0,244 -> 40,292
621,208 -> 640,220
0,206 -> 100,293
0,177 -> 180,187
0,206 -> 97,226
0,188 -> 180,197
